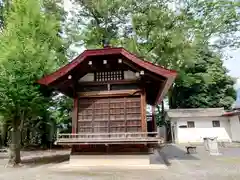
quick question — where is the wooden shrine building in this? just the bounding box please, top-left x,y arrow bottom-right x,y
37,47 -> 177,154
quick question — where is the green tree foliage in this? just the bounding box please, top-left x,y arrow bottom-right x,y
181,0 -> 240,48
50,94 -> 73,134
71,0 -> 238,110
69,0 -> 131,48
0,116 -> 3,148
171,48 -> 236,109
0,0 -> 66,164
126,0 -> 197,71
0,0 -> 10,29
0,0 -> 3,29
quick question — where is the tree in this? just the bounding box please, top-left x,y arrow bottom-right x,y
0,0 -> 11,30
0,116 -> 3,148
171,48 -> 236,109
69,0 -> 131,48
125,0 -> 238,110
0,0 -> 3,29
180,0 -> 240,48
71,0 -> 239,107
0,0 -> 66,165
68,0 -> 239,133
71,0 -> 239,68
50,95 -> 73,134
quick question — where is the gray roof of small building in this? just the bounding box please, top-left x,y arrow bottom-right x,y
166,108 -> 225,118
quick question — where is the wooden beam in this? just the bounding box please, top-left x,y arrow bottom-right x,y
141,89 -> 147,132
52,78 -> 74,90
155,79 -> 167,105
57,141 -> 162,145
78,79 -> 140,86
144,72 -> 165,82
78,89 -> 141,98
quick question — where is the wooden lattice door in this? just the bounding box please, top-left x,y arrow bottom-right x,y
78,96 -> 142,133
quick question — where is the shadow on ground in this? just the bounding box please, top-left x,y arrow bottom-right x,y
1,145 -> 203,168
158,144 -> 199,166
22,154 -> 70,167
1,151 -> 70,167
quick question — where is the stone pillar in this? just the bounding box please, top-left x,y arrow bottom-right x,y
208,137 -> 221,156
204,137 -> 221,156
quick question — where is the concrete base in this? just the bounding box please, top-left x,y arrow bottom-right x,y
70,155 -> 150,166
51,163 -> 168,170
210,152 -> 222,156
57,153 -> 168,170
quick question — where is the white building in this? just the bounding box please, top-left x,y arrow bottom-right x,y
165,108 -> 240,143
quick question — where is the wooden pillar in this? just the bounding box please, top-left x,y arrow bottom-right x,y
152,105 -> 156,132
141,89 -> 147,132
72,96 -> 78,134
72,77 -> 78,134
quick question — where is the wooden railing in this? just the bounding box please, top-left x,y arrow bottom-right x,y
56,132 -> 163,145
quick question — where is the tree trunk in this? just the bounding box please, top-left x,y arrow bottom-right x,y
8,120 -> 21,165
0,133 -> 2,149
2,122 -> 8,147
19,117 -> 24,147
0,122 -> 2,148
26,128 -> 30,146
168,85 -> 176,109
161,101 -> 165,120
20,130 -> 24,147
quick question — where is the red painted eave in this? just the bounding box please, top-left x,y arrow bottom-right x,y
223,111 -> 240,117
37,47 -> 177,86
121,48 -> 177,78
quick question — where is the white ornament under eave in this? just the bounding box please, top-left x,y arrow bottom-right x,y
103,60 -> 107,64
118,59 -> 122,63
135,72 -> 140,77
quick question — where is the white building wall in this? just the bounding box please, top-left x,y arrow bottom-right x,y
229,115 -> 240,142
124,70 -> 137,80
172,117 -> 232,143
79,73 -> 94,82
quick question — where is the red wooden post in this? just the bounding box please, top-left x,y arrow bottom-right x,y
141,90 -> 147,132
72,96 -> 78,134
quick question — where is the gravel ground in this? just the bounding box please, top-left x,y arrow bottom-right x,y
0,145 -> 240,180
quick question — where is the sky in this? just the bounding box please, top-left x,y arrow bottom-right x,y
224,48 -> 240,89
63,0 -> 240,89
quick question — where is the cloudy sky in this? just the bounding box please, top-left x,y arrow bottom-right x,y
63,0 -> 240,89
224,49 -> 240,89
